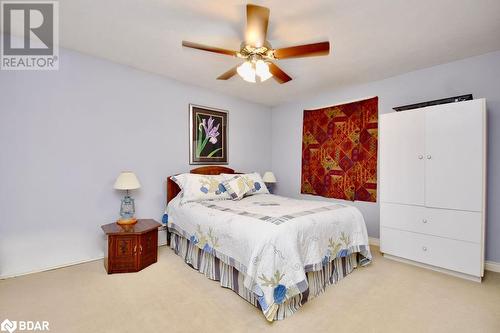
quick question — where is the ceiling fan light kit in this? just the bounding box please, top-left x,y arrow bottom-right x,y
182,4 -> 330,84
237,58 -> 272,83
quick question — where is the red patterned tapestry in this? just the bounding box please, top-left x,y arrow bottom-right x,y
301,97 -> 378,202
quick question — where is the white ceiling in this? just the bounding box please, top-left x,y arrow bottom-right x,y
57,1 -> 500,105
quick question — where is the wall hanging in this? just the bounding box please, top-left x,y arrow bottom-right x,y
301,96 -> 378,202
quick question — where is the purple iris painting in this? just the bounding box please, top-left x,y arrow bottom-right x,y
190,105 -> 228,164
196,116 -> 221,157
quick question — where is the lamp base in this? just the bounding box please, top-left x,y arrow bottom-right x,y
116,218 -> 137,225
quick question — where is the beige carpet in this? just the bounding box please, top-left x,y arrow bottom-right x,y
1,246 -> 499,333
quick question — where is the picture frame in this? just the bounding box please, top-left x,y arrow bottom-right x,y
189,104 -> 228,165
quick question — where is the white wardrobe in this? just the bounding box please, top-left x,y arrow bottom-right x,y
379,99 -> 486,281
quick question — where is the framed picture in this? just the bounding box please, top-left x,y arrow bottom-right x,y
189,104 -> 228,165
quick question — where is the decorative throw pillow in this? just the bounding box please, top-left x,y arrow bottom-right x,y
222,172 -> 269,196
171,173 -> 230,203
222,175 -> 251,200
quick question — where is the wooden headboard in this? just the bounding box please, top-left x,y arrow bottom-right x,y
166,166 -> 236,203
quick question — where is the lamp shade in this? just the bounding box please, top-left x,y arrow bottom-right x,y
262,171 -> 277,183
114,171 -> 141,190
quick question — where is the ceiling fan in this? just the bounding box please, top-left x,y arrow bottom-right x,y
182,4 -> 330,84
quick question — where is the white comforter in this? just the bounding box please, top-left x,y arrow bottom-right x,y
167,194 -> 371,319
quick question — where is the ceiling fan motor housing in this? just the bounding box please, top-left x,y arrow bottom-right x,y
238,41 -> 275,61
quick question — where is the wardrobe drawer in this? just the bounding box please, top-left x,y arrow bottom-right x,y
380,203 -> 481,243
380,227 -> 481,277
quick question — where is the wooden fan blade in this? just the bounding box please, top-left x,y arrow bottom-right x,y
268,62 -> 292,84
217,65 -> 239,80
245,4 -> 270,48
182,41 -> 238,57
273,41 -> 330,59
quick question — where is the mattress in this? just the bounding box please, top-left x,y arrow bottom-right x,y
166,193 -> 372,321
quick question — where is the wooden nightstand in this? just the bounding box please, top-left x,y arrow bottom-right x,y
101,219 -> 161,274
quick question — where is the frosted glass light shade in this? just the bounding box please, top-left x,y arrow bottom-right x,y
255,60 -> 272,82
237,61 -> 256,83
262,171 -> 277,183
114,171 -> 141,190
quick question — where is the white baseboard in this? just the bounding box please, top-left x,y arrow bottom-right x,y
0,256 -> 104,280
1,230 -> 169,279
485,260 -> 500,273
368,237 -> 380,246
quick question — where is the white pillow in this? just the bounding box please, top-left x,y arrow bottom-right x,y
222,172 -> 269,196
171,173 -> 230,203
222,175 -> 251,200
171,173 -> 188,189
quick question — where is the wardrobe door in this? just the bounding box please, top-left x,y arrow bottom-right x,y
425,99 -> 485,211
380,110 -> 425,205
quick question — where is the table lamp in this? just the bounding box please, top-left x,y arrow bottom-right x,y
114,171 -> 141,225
262,171 -> 277,193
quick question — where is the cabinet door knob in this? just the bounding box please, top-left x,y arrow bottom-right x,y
418,155 -> 423,160
422,246 -> 428,252
427,155 -> 432,159
133,245 -> 137,254
422,219 -> 428,224
139,245 -> 143,253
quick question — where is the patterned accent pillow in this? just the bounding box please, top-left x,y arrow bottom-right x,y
222,175 -> 251,200
222,172 -> 269,196
171,173 -> 230,203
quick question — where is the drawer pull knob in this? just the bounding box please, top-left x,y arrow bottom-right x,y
418,155 -> 423,160
422,219 -> 428,224
422,246 -> 428,252
427,155 -> 432,160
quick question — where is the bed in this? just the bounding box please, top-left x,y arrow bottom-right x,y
165,166 -> 372,321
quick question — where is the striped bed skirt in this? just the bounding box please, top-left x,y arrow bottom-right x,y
170,232 -> 363,321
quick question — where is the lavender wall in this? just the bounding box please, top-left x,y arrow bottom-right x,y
271,51 -> 500,262
0,48 -> 272,278
1,46 -> 498,278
